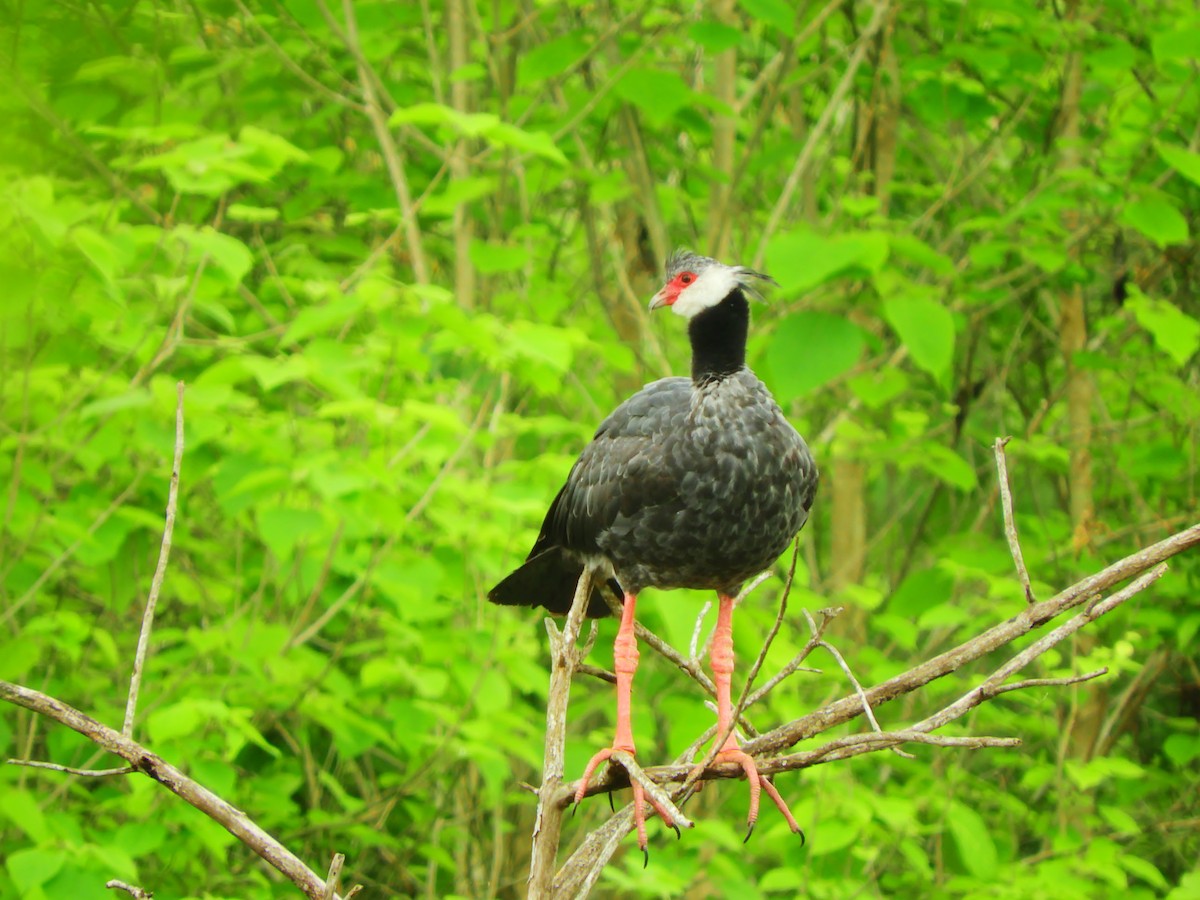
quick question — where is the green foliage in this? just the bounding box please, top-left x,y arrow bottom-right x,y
2,0 -> 1198,898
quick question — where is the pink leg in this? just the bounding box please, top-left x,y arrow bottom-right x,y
707,593 -> 802,841
573,592 -> 674,852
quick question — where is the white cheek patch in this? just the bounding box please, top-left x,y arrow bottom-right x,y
671,266 -> 739,319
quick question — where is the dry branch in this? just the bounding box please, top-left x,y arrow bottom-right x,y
106,880 -> 153,898
994,436 -> 1035,603
123,381 -> 185,736
544,521 -> 1199,896
750,522 -> 1198,757
0,681 -> 349,900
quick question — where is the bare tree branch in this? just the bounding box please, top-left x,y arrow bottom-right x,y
547,520 -> 1198,896
994,436 -> 1036,603
750,522 -> 1200,757
7,759 -> 134,777
124,381 -> 185,736
0,681 -> 348,900
106,880 -> 154,898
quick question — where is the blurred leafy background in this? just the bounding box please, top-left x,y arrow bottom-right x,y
1,0 -> 1198,897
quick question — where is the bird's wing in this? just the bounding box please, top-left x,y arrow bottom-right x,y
528,377 -> 691,558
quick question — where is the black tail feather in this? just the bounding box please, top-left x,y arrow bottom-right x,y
488,547 -> 618,618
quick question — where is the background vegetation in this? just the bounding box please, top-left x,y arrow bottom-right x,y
2,0 -> 1198,897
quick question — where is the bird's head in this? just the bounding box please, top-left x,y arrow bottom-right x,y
648,250 -> 777,318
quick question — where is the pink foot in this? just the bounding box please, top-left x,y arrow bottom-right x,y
703,593 -> 805,843
571,592 -> 678,859
573,744 -> 678,856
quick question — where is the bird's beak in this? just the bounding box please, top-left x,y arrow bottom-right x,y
648,288 -> 671,311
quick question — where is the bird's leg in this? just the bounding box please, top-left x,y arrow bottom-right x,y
705,592 -> 802,842
573,592 -> 674,851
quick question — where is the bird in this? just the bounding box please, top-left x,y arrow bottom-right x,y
489,249 -> 819,853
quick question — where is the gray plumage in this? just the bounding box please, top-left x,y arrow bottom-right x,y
489,253 -> 818,617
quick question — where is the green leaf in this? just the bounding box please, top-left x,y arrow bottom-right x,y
283,295 -> 366,345
6,848 -> 67,894
517,32 -> 590,85
175,226 -> 253,284
1127,291 -> 1200,367
760,866 -> 804,891
1156,142 -> 1200,187
1098,805 -> 1141,835
72,226 -> 122,284
507,322 -> 574,372
689,21 -> 743,52
147,700 -> 209,743
389,104 -> 566,163
1120,856 -> 1169,890
882,295 -> 955,380
767,229 -> 889,293
946,801 -> 998,878
0,790 -> 51,842
469,239 -> 529,274
227,204 -> 280,223
613,68 -> 694,124
79,388 -> 153,419
739,0 -> 796,34
242,355 -> 311,390
1163,734 -> 1200,768
1120,196 -> 1189,247
239,125 -> 308,168
1152,27 -> 1200,63
257,506 -> 325,561
389,102 -> 493,133
765,311 -> 865,400
484,122 -> 568,164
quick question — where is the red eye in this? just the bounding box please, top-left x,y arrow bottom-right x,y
679,272 -> 694,285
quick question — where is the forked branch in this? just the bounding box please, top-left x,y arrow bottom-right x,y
537,436 -> 1199,898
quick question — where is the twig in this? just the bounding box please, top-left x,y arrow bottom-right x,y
772,730 -> 1022,769
106,880 -> 153,898
745,608 -> 834,707
909,569 -> 1164,735
748,523 -> 1200,757
804,608 -> 915,760
7,760 -> 134,777
994,437 -> 1036,603
687,599 -> 712,661
322,853 -> 344,900
577,663 -> 616,685
549,528 -> 1190,899
0,682 -> 345,900
735,544 -> 798,712
123,382 -> 185,737
551,728 -> 1017,898
992,668 -> 1108,696
607,750 -> 693,831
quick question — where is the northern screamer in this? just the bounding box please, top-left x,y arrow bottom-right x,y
489,250 -> 819,852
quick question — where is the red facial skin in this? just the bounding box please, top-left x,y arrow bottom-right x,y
650,271 -> 697,309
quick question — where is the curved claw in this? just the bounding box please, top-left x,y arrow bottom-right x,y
572,744 -> 677,855
642,847 -> 649,869
707,748 -> 802,838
